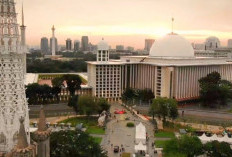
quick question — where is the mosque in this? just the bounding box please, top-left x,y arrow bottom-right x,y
87,33 -> 232,101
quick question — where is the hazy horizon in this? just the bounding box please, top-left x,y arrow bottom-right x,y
16,0 -> 232,49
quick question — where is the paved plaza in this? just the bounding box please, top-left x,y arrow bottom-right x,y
101,103 -> 158,157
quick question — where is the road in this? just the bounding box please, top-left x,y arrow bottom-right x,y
101,103 -> 157,157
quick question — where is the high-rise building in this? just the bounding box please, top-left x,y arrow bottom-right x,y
127,46 -> 134,51
144,39 -> 155,52
50,37 -> 58,53
228,39 -> 232,48
0,0 -> 31,154
74,40 -> 80,52
116,45 -> 124,51
81,36 -> 89,51
66,38 -> 72,51
41,37 -> 49,54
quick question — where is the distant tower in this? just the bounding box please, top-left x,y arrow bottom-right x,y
51,25 -> 56,56
74,40 -> 80,52
144,39 -> 155,52
0,0 -> 30,153
32,107 -> 51,157
66,38 -> 72,51
10,118 -> 36,157
50,37 -> 58,53
41,37 -> 49,54
81,36 -> 89,51
97,38 -> 109,62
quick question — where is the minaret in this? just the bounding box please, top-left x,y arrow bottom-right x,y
32,107 -> 51,157
20,4 -> 26,46
97,38 -> 109,62
51,25 -> 56,56
20,3 -> 27,76
0,0 -> 30,153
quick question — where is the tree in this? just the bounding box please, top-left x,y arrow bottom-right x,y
63,74 -> 82,96
122,88 -> 136,104
51,77 -> 64,103
149,97 -> 178,122
77,95 -> 98,116
199,71 -> 232,107
163,135 -> 203,157
68,95 -> 79,114
50,130 -> 107,157
203,141 -> 232,157
26,83 -> 53,105
96,98 -> 110,115
26,83 -> 41,105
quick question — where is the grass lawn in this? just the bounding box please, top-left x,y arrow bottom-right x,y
93,137 -> 102,144
122,153 -> 131,157
59,117 -> 105,135
60,117 -> 98,127
86,126 -> 105,134
155,131 -> 175,138
155,140 -> 169,148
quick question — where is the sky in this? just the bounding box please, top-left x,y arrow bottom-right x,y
16,0 -> 232,49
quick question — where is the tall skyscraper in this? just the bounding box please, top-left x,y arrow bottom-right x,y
228,39 -> 232,48
0,0 -> 30,153
41,37 -> 49,54
66,38 -> 72,51
81,36 -> 89,51
74,40 -> 80,52
144,39 -> 155,52
50,37 -> 58,53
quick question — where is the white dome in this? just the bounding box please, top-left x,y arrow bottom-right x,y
97,39 -> 109,50
149,33 -> 194,57
205,36 -> 220,49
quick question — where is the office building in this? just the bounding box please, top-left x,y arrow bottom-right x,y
81,36 -> 89,51
66,38 -> 72,51
41,37 -> 49,54
144,39 -> 155,52
116,45 -> 124,51
74,40 -> 80,51
228,39 -> 232,48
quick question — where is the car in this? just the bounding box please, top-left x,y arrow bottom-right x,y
114,146 -> 119,153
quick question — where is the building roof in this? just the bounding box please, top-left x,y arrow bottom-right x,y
120,55 -> 232,67
97,39 -> 109,50
149,33 -> 194,57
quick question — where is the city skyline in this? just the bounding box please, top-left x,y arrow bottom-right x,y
17,0 -> 232,49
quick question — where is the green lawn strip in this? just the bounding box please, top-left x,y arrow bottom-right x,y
59,117 -> 98,127
93,137 -> 102,144
122,153 -> 131,157
155,131 -> 175,138
86,126 -> 105,135
155,140 -> 169,148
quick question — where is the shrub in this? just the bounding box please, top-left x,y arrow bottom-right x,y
126,122 -> 135,127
